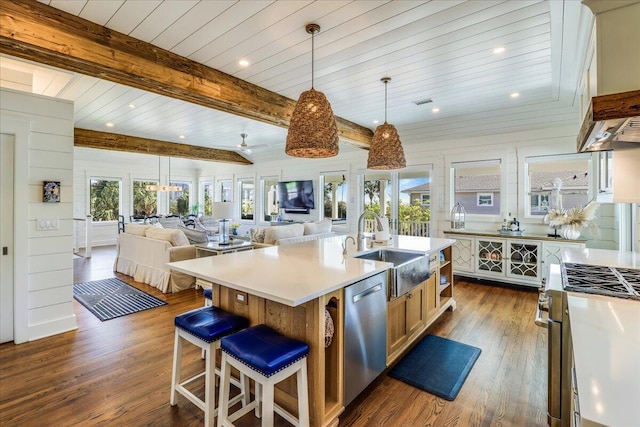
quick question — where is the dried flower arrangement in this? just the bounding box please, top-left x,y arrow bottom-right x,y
544,201 -> 600,229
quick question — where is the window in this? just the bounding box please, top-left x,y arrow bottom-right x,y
90,178 -> 121,221
238,178 -> 254,220
477,193 -> 494,207
201,181 -> 213,216
452,160 -> 501,215
169,182 -> 190,216
363,173 -> 391,218
261,176 -> 279,222
525,154 -> 591,216
218,180 -> 232,202
398,169 -> 431,236
132,180 -> 157,216
321,173 -> 347,222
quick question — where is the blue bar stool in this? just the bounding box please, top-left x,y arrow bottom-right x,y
217,324 -> 310,427
170,306 -> 250,427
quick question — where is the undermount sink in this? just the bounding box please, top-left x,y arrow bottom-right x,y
353,248 -> 423,266
352,249 -> 430,299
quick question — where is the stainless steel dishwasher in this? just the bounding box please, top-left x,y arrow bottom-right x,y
343,271 -> 387,405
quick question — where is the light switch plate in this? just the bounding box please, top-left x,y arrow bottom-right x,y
36,218 -> 59,230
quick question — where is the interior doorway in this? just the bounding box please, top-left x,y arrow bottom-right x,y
1,133 -> 15,343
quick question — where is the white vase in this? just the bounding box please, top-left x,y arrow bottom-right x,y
562,227 -> 580,240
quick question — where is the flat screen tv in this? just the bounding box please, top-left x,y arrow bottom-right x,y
277,180 -> 315,213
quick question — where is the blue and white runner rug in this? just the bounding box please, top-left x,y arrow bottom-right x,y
73,277 -> 167,321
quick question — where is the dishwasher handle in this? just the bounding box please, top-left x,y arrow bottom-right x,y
352,283 -> 384,304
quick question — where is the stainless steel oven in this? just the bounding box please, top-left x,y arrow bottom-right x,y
536,265 -> 573,427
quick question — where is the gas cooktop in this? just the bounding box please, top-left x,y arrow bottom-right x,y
561,262 -> 640,300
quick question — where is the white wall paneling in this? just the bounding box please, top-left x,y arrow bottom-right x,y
0,88 -> 76,343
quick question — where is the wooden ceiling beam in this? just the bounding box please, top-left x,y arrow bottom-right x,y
0,0 -> 373,149
74,129 -> 253,165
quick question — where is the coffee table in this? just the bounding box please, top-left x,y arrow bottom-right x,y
194,240 -> 254,257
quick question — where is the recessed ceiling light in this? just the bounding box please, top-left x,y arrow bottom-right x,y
239,59 -> 249,67
373,120 -> 379,124
106,122 -> 114,127
179,135 -> 185,139
128,103 -> 136,109
510,92 -> 520,98
432,107 -> 440,113
493,47 -> 506,54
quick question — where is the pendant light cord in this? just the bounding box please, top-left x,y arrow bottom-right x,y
311,29 -> 315,88
384,80 -> 388,123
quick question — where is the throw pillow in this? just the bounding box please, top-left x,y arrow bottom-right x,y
125,223 -> 150,236
250,228 -> 266,243
145,227 -> 190,247
264,223 -> 304,245
177,224 -> 208,244
303,219 -> 332,235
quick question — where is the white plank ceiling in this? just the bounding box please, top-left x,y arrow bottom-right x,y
2,0 -> 594,164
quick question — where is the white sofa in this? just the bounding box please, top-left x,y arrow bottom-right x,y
114,224 -> 197,293
250,220 -> 335,248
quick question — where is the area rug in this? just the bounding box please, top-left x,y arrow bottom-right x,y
389,334 -> 481,401
73,277 -> 167,321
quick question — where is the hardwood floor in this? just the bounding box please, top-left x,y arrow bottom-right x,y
0,246 -> 548,426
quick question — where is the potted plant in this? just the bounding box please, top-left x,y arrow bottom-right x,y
543,201 -> 600,240
230,223 -> 241,235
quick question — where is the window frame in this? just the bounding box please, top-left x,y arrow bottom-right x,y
88,176 -> 122,222
522,152 -> 593,219
237,175 -> 256,224
477,193 -> 494,207
131,178 -> 158,217
260,174 -> 280,224
449,158 -> 503,220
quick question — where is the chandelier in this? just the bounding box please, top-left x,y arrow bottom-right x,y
145,157 -> 183,192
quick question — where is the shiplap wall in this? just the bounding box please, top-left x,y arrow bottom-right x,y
74,123 -> 623,251
0,88 -> 76,343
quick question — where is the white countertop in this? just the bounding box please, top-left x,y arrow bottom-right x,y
560,248 -> 640,427
368,235 -> 455,255
568,294 -> 640,427
168,235 -> 454,307
562,247 -> 640,268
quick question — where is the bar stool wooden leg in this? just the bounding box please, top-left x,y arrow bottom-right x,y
296,359 -> 310,426
170,328 -> 181,406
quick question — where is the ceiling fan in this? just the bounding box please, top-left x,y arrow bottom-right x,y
235,133 -> 267,155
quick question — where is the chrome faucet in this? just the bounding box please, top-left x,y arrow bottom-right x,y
343,236 -> 356,255
357,211 -> 384,251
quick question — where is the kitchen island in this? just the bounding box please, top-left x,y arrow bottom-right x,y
168,235 -> 455,427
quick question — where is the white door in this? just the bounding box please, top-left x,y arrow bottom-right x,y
0,133 -> 15,343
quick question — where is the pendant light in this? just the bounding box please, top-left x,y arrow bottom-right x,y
145,156 -> 183,192
367,77 -> 406,170
285,23 -> 339,158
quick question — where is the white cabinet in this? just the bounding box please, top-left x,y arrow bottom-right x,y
446,232 -> 585,288
506,240 -> 541,283
451,235 -> 474,273
476,238 -> 506,278
541,241 -> 585,281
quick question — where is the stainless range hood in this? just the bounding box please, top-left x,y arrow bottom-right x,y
577,1 -> 640,153
577,90 -> 640,152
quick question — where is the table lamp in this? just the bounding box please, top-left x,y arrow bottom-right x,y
212,202 -> 234,245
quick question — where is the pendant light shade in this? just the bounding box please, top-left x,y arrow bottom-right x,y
367,77 -> 406,170
285,23 -> 339,158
